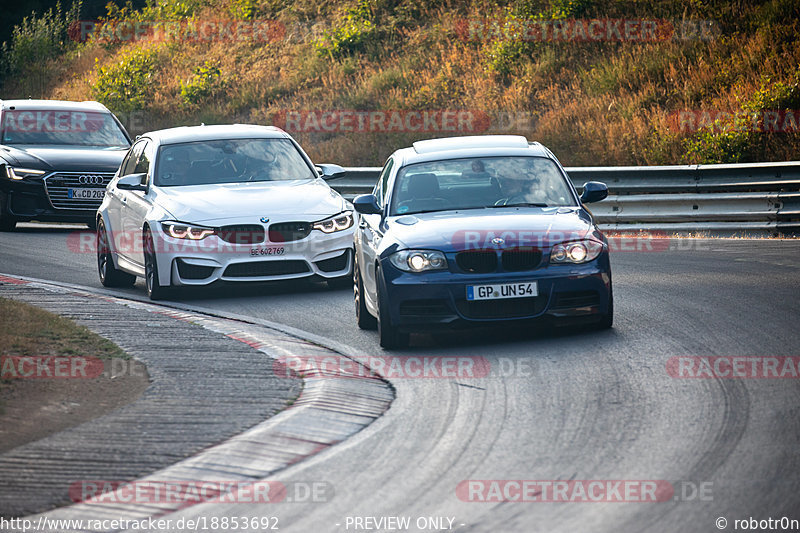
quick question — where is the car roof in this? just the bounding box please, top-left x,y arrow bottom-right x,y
140,124 -> 290,145
393,135 -> 552,166
0,99 -> 111,112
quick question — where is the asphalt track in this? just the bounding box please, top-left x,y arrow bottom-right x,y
1,224 -> 799,532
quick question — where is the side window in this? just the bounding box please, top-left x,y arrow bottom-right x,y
133,140 -> 152,176
120,142 -> 145,176
375,158 -> 394,206
135,141 -> 155,185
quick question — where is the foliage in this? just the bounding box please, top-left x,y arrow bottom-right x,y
91,47 -> 159,112
0,1 -> 81,83
180,61 -> 224,106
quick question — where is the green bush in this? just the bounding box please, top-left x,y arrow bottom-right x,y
180,61 -> 223,106
91,47 -> 159,112
314,0 -> 380,60
103,0 -> 208,22
0,1 -> 82,84
683,73 -> 800,163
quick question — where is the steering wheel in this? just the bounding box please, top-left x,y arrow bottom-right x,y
397,197 -> 450,213
494,194 -> 530,206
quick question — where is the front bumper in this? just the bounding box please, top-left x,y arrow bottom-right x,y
149,224 -> 355,287
380,258 -> 612,331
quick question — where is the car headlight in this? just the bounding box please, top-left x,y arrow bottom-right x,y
312,211 -> 354,234
389,250 -> 448,272
161,221 -> 216,240
4,167 -> 46,180
550,240 -> 604,264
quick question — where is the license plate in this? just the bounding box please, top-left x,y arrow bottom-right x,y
250,247 -> 285,256
68,188 -> 105,200
467,281 -> 538,301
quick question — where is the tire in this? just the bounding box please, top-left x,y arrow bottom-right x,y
354,258 -> 377,330
0,194 -> 16,231
596,286 -> 614,329
376,265 -> 409,349
0,218 -> 15,231
144,229 -> 172,300
97,219 -> 136,288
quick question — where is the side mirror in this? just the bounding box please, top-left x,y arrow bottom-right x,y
353,194 -> 382,215
580,181 -> 608,203
316,163 -> 346,179
117,173 -> 148,192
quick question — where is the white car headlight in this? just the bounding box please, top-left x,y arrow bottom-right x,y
550,240 -> 604,264
5,167 -> 46,180
389,250 -> 448,272
161,221 -> 216,240
312,211 -> 354,234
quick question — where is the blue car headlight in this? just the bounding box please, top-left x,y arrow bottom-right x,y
389,250 -> 448,272
550,239 -> 604,264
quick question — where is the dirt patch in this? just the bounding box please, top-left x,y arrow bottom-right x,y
0,298 -> 150,454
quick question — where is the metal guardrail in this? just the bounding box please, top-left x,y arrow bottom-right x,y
332,161 -> 800,236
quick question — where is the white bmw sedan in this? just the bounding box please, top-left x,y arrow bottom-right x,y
96,124 -> 355,299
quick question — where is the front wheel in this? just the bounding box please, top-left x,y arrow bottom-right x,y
144,229 -> 172,300
376,265 -> 408,349
595,286 -> 614,329
0,194 -> 16,231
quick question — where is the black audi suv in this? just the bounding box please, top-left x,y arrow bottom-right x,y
0,99 -> 131,231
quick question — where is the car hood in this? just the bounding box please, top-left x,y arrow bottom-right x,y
385,207 -> 600,251
1,145 -> 128,172
153,179 -> 348,224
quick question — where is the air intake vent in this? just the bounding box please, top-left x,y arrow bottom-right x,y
456,250 -> 497,273
217,225 -> 265,244
269,222 -> 311,242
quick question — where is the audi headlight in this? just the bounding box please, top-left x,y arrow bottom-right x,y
312,211 -> 354,234
5,167 -> 46,180
550,240 -> 604,264
161,221 -> 216,240
389,250 -> 448,272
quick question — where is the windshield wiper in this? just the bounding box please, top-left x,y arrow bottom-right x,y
489,202 -> 549,208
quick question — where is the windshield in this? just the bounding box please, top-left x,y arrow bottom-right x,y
1,110 -> 129,147
389,156 -> 577,215
155,138 -> 317,187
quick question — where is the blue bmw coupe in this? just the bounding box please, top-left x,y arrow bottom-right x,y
352,135 -> 612,348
